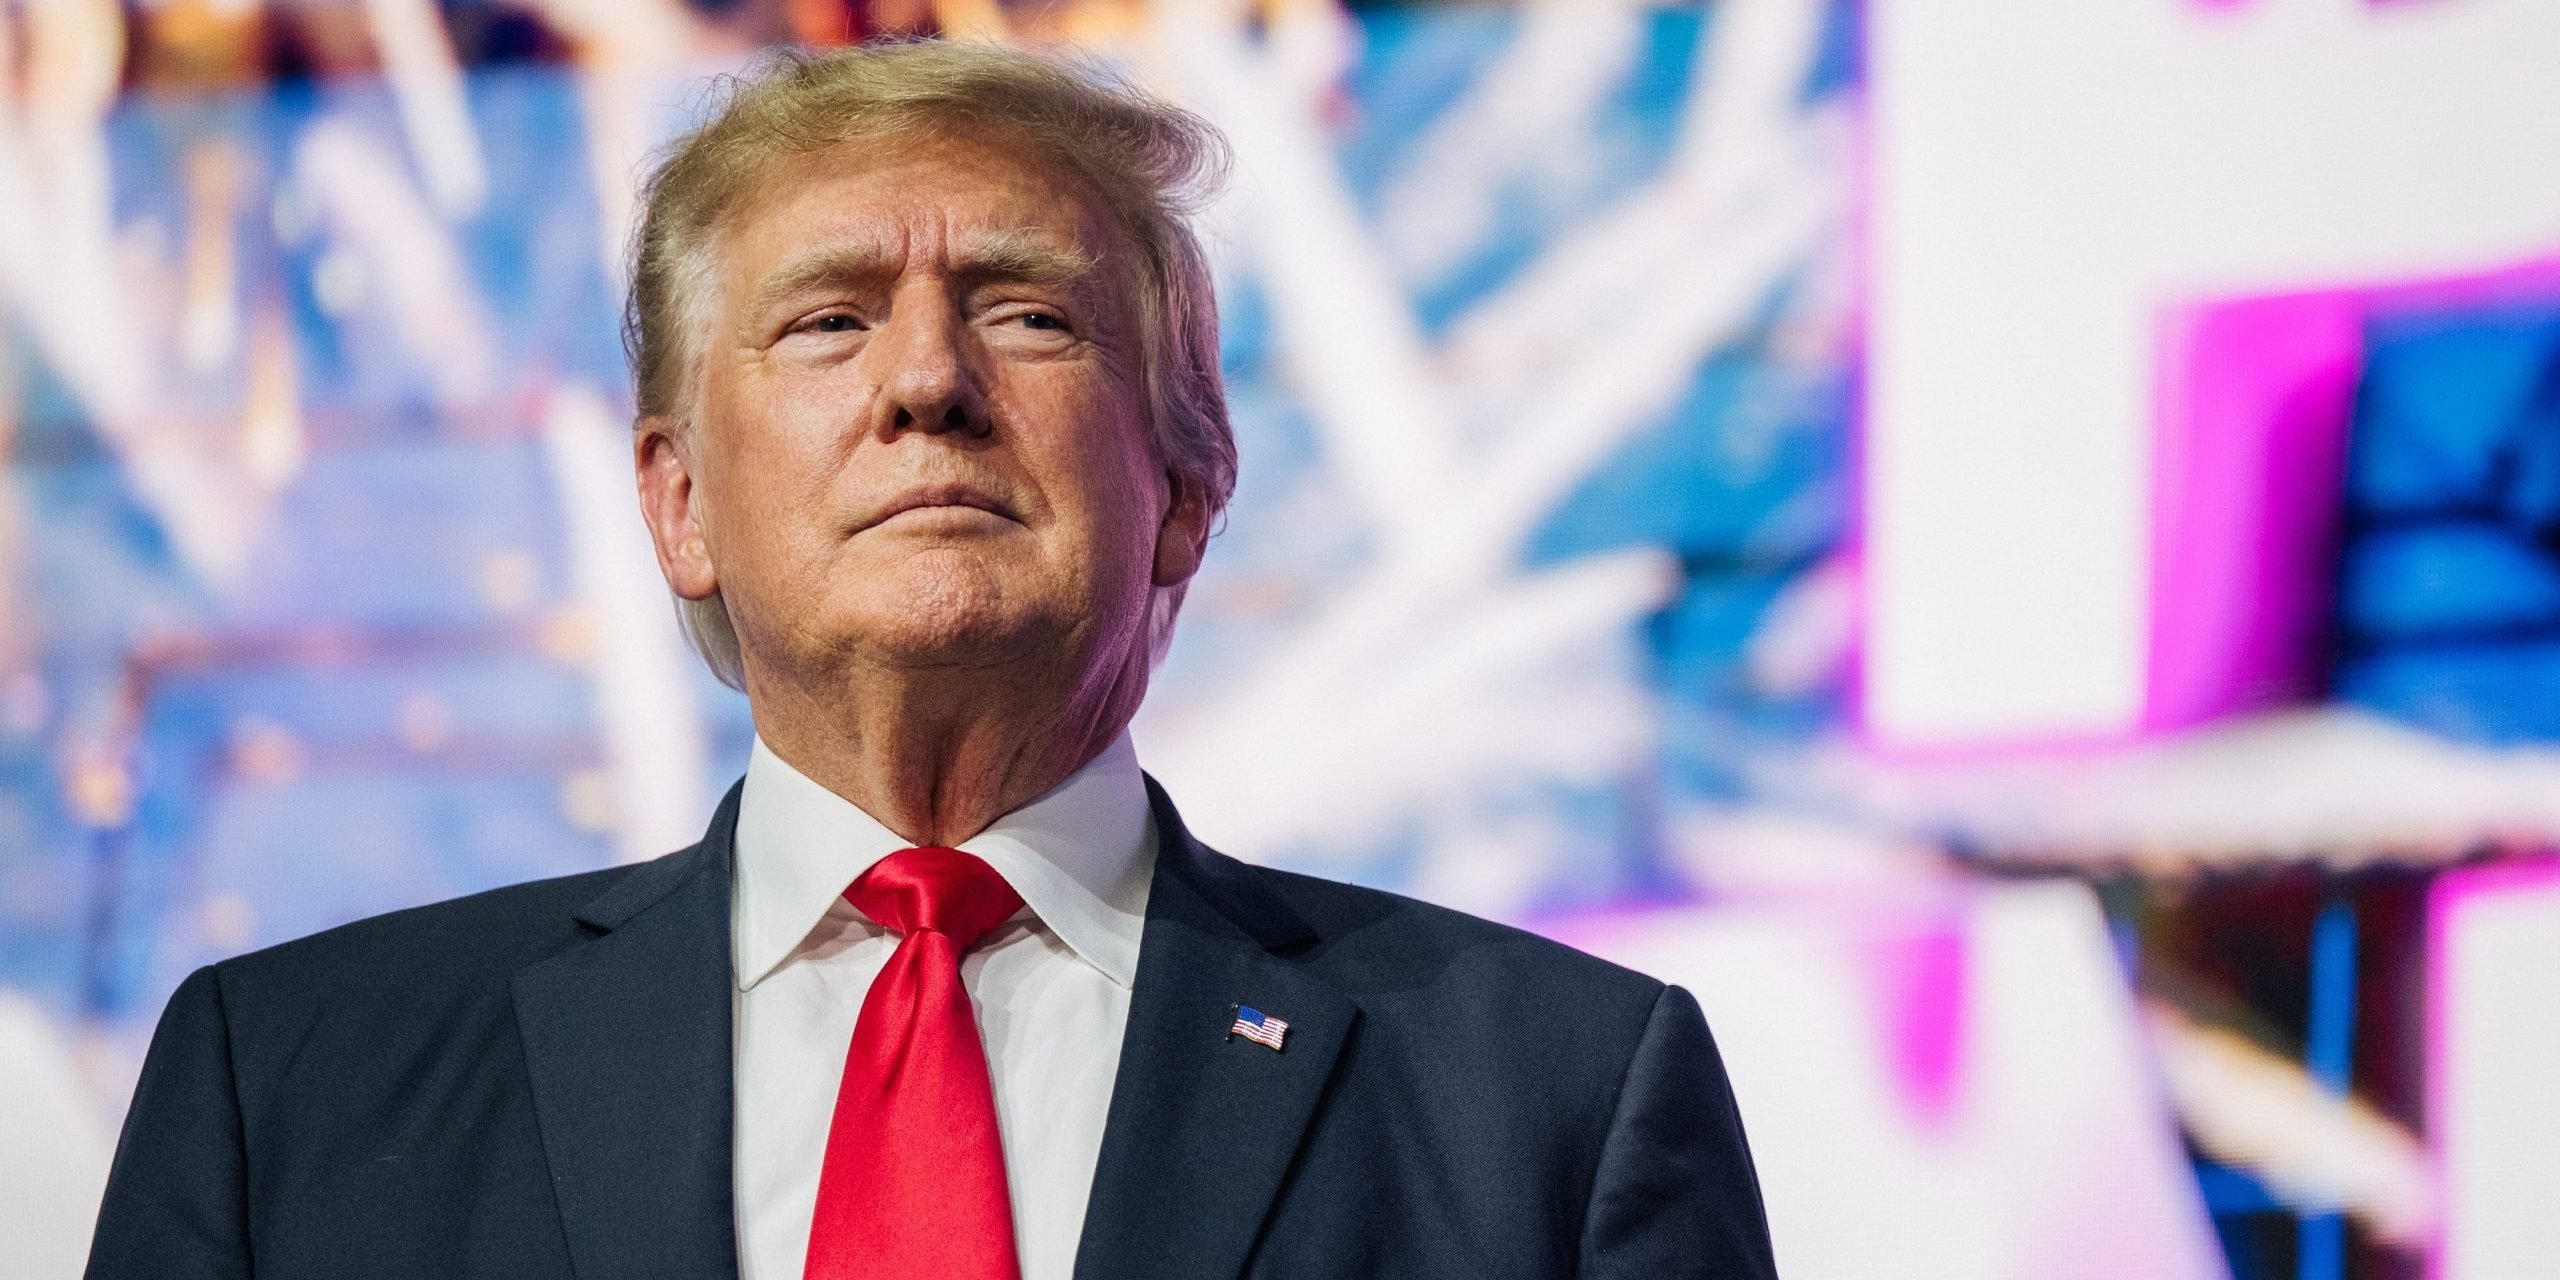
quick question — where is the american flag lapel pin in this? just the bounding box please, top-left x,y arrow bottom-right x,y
1227,1003 -> 1288,1052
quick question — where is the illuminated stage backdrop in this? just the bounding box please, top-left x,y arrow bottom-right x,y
8,2 -> 2560,1278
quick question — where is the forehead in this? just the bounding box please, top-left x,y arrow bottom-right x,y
716,130 -> 1122,282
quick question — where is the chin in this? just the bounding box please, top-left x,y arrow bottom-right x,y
847,554 -> 1061,668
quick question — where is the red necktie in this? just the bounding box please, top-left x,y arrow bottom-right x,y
804,847 -> 1026,1280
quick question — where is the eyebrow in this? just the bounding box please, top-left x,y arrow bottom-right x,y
742,230 -> 1099,321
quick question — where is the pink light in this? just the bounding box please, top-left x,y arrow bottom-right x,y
2142,254 -> 2560,739
2143,291 -> 2363,734
1870,917 -> 1969,1128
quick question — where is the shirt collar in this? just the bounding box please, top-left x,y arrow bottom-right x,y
731,731 -> 1156,993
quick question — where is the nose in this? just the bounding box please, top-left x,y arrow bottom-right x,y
861,288 -> 993,441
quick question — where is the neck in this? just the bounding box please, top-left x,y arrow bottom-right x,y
746,644 -> 1149,847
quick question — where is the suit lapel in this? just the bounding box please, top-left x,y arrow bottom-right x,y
514,784 -> 743,1280
1073,781 -> 1358,1280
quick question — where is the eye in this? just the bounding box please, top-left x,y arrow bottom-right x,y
808,314 -> 859,333
1015,312 -> 1067,332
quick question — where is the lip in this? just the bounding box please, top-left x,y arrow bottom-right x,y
857,483 -> 1019,532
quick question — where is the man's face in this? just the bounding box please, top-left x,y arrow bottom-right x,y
639,132 -> 1206,691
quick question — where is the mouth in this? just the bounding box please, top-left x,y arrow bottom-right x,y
858,483 -> 1019,533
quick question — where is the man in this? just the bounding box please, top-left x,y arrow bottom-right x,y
86,41 -> 1776,1280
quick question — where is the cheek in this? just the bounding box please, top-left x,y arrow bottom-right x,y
1018,376 -> 1159,531
1075,439 -> 1169,589
701,369 -> 860,520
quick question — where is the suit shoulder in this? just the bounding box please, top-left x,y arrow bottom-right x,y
1251,864 -> 1666,1007
212,854 -> 664,997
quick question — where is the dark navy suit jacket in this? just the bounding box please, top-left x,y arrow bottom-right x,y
86,780 -> 1776,1278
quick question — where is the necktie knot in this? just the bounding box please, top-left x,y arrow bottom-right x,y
845,846 -> 1024,950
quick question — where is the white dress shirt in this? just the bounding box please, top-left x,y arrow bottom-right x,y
731,732 -> 1156,1280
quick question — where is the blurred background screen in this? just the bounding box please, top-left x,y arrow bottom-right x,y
2,1 -> 2557,1277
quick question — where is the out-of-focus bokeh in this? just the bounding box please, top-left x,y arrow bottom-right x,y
2,0 -> 2555,1276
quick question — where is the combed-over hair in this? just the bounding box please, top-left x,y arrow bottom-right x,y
624,40 -> 1236,689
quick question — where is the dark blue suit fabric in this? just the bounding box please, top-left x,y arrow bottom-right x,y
86,779 -> 1777,1279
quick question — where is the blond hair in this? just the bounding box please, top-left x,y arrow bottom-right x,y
624,40 -> 1236,689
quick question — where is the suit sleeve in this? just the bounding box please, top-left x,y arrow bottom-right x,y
1578,983 -> 1778,1279
85,965 -> 254,1280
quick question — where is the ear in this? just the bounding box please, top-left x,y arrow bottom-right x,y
1150,468 -> 1213,590
635,418 -> 720,601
